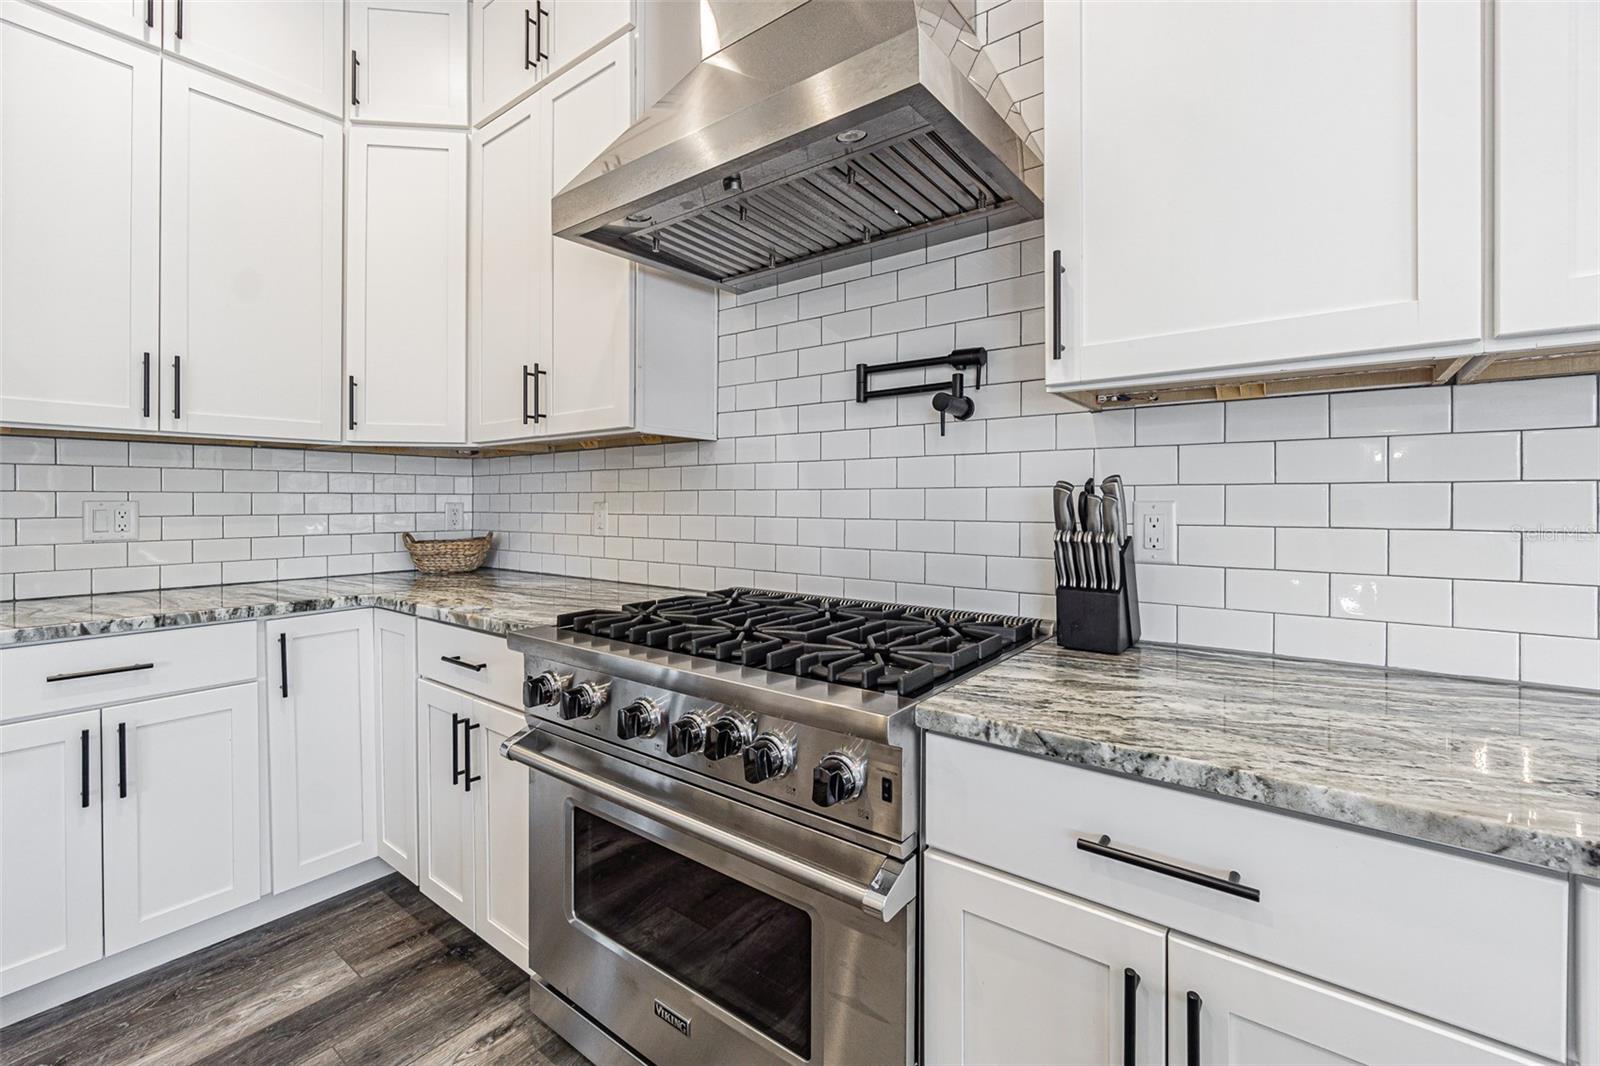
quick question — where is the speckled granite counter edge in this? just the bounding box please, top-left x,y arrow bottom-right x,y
916,703 -> 1600,877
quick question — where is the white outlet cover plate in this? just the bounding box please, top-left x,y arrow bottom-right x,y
83,500 -> 139,542
1133,500 -> 1177,564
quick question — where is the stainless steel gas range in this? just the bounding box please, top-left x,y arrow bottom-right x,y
500,588 -> 1041,1066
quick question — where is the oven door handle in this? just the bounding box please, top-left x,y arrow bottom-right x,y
502,730 -> 914,922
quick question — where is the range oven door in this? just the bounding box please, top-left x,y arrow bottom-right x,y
503,727 -> 915,1066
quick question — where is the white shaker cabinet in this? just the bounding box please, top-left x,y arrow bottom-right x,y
1044,0 -> 1482,390
265,613 -> 377,893
349,0 -> 469,126
347,127 -> 467,444
469,0 -> 546,125
34,0 -> 159,45
1169,936 -> 1548,1066
924,852 -> 1166,1066
1581,881 -> 1600,1066
540,0 -> 631,86
417,679 -> 476,927
1493,0 -> 1600,340
0,710 -> 103,996
161,0 -> 345,116
159,62 -> 344,442
373,612 -> 419,883
101,683 -> 262,954
475,697 -> 530,971
0,3 -> 160,433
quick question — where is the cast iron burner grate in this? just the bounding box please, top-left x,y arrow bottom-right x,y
557,588 -> 1039,697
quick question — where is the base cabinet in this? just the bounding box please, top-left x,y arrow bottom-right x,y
1170,935 -> 1548,1066
475,699 -> 529,970
417,679 -> 476,927
0,711 -> 103,996
266,613 -> 378,893
924,852 -> 1165,1066
101,683 -> 262,954
1580,882 -> 1600,1066
374,612 -> 419,882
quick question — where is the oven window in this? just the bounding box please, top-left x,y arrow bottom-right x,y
572,809 -> 812,1059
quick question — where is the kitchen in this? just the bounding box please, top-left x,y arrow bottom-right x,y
0,0 -> 1596,1063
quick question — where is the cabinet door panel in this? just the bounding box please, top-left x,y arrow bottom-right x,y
350,0 -> 468,126
1494,0 -> 1600,338
266,613 -> 377,892
924,852 -> 1165,1066
471,0 -> 543,125
347,127 -> 467,443
162,0 -> 344,116
1,4 -> 159,432
103,684 -> 261,953
34,0 -> 159,44
1045,0 -> 1480,387
0,710 -> 103,996
542,36 -> 634,437
160,63 -> 343,442
469,96 -> 546,442
374,612 -> 418,882
1169,936 -> 1548,1066
474,698 -> 529,970
543,0 -> 630,76
416,680 -> 474,925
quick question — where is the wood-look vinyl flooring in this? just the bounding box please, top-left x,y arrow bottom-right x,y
0,875 -> 587,1066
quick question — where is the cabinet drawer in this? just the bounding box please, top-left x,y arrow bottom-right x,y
1,624 -> 257,722
925,735 -> 1569,1060
416,620 -> 524,708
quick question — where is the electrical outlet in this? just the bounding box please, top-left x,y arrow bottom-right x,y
592,498 -> 608,536
84,500 -> 138,542
445,501 -> 464,530
1134,500 -> 1176,564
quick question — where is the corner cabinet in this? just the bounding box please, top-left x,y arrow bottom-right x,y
349,0 -> 469,127
469,32 -> 716,445
160,0 -> 345,117
469,0 -> 633,126
1043,0 -> 1482,392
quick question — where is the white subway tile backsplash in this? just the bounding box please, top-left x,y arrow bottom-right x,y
1330,483 -> 1451,529
1179,443 -> 1274,485
1455,580 -> 1597,638
1225,394 -> 1328,442
1389,530 -> 1519,581
1138,563 -> 1225,607
1389,624 -> 1518,682
1177,606 -> 1274,653
1276,438 -> 1387,483
1274,528 -> 1387,574
1226,485 -> 1328,527
1454,481 -> 1597,533
1136,403 -> 1223,445
1390,432 -> 1520,482
1274,615 -> 1386,666
1095,446 -> 1177,486
1454,377 -> 1597,432
1520,635 -> 1600,690
1329,388 -> 1451,437
1178,526 -> 1275,569
1523,534 -> 1600,585
1226,569 -> 1327,616
1331,574 -> 1452,626
1523,428 -> 1600,480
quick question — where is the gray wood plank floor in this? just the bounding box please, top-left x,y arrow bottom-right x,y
0,874 -> 588,1066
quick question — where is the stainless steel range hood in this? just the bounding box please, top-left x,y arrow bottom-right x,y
552,0 -> 1043,292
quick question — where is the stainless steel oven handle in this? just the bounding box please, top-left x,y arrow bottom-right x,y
502,731 -> 914,922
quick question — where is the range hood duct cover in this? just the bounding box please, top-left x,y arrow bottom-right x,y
552,0 -> 1042,292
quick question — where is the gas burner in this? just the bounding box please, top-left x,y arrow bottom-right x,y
559,588 -> 1040,697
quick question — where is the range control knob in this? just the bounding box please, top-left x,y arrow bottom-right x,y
523,670 -> 570,708
559,680 -> 610,721
703,715 -> 753,761
616,697 -> 665,740
742,734 -> 795,784
665,712 -> 709,757
812,753 -> 865,808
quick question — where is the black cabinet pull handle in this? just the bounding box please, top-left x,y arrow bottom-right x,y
1076,835 -> 1260,902
142,352 -> 151,418
463,719 -> 481,791
532,362 -> 545,422
1051,249 -> 1064,360
351,49 -> 360,107
522,364 -> 539,424
278,632 -> 289,698
145,0 -> 153,28
175,0 -> 182,38
172,354 -> 181,419
441,654 -> 487,673
46,662 -> 154,684
535,3 -> 548,61
451,712 -> 465,785
80,728 -> 91,808
523,8 -> 534,69
1123,967 -> 1139,1066
117,722 -> 128,799
1186,991 -> 1201,1066
348,375 -> 357,431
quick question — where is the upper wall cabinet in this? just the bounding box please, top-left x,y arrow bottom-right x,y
160,63 -> 344,442
347,127 -> 468,443
469,0 -> 632,125
34,0 -> 160,45
350,0 -> 469,126
162,0 -> 345,116
1,4 -> 160,433
1494,0 -> 1600,341
1044,0 -> 1482,390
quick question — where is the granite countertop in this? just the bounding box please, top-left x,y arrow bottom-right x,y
0,569 -> 683,646
917,640 -> 1600,877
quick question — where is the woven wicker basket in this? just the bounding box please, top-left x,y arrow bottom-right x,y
402,532 -> 492,574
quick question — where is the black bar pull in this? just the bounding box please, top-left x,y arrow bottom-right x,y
531,363 -> 545,422
463,719 -> 481,791
175,0 -> 182,38
117,722 -> 128,799
142,352 -> 151,418
172,354 -> 181,419
278,632 -> 289,698
535,3 -> 548,61
80,728 -> 91,809
523,8 -> 534,69
1051,248 -> 1064,360
441,654 -> 487,673
1123,968 -> 1139,1066
351,49 -> 360,107
348,375 -> 357,431
145,0 -> 153,28
46,662 -> 155,684
1076,835 -> 1260,902
450,712 -> 465,785
1186,991 -> 1201,1066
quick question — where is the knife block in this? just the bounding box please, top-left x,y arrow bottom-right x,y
1055,539 -> 1141,655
